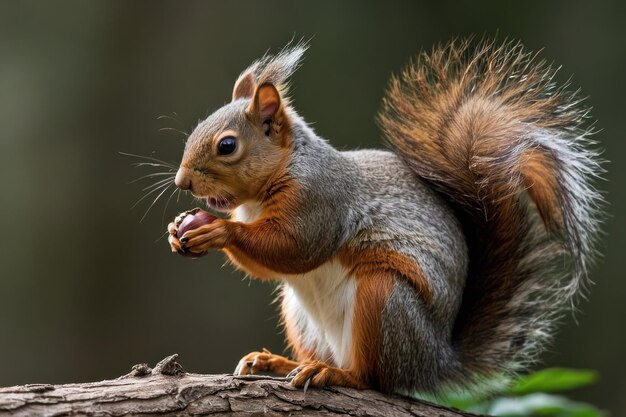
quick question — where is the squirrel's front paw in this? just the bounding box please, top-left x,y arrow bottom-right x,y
167,221 -> 183,253
167,209 -> 198,254
168,209 -> 223,257
233,348 -> 299,377
179,218 -> 230,253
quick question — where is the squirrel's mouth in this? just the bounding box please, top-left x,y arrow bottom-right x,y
206,195 -> 237,212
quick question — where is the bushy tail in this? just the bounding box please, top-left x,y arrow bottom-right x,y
379,38 -> 604,382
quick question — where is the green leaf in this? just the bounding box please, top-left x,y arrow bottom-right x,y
413,390 -> 477,410
508,368 -> 598,395
483,393 -> 604,417
416,376 -> 510,410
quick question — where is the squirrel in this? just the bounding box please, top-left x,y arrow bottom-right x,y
166,39 -> 604,395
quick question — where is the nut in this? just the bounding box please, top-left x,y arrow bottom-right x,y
176,208 -> 217,258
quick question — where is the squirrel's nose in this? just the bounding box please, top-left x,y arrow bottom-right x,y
175,167 -> 192,190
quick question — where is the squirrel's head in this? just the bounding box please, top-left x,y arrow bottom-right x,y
174,44 -> 306,212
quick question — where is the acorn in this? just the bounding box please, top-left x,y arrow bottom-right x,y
176,208 -> 217,258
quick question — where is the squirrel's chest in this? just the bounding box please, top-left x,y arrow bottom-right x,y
281,261 -> 357,369
232,202 -> 264,224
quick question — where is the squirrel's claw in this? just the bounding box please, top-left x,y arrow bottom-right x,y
286,367 -> 311,393
303,377 -> 311,393
285,366 -> 300,381
233,360 -> 250,376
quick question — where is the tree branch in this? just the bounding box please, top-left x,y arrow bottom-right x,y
0,354 -> 478,416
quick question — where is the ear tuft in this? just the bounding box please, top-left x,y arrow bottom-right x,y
255,42 -> 308,90
232,70 -> 256,101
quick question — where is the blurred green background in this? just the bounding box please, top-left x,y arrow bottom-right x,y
0,0 -> 624,414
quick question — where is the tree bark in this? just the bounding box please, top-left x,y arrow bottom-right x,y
0,354 -> 479,416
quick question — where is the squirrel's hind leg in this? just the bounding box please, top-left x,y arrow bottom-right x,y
284,272 -> 397,391
233,348 -> 300,376
283,269 -> 452,392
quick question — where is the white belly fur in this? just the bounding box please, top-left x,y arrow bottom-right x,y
232,201 -> 264,223
231,201 -> 357,369
282,262 -> 356,369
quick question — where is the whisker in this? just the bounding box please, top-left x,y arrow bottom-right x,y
119,151 -> 178,169
141,183 -> 174,222
141,176 -> 174,192
161,186 -> 180,224
158,127 -> 190,137
128,172 -> 176,184
131,162 -> 177,170
157,113 -> 182,124
131,181 -> 172,210
154,229 -> 170,243
122,148 -> 188,222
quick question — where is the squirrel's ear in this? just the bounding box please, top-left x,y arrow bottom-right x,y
248,83 -> 281,121
232,70 -> 256,101
248,83 -> 290,145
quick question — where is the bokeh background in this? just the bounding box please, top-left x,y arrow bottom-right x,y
1,0 -> 624,414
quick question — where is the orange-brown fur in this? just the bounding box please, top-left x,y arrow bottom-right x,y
290,360 -> 366,389
339,246 -> 432,303
225,179 -> 329,275
338,246 -> 429,387
223,246 -> 281,280
522,149 -> 563,233
350,272 -> 395,387
236,348 -> 300,376
223,147 -> 298,279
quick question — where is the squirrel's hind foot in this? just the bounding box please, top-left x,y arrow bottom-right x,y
286,360 -> 367,390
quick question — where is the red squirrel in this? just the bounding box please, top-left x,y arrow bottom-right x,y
167,39 -> 604,394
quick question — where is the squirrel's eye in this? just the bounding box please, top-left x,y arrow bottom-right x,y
217,136 -> 237,155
